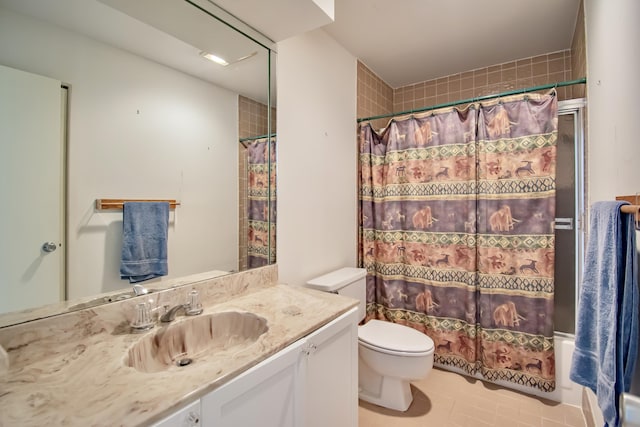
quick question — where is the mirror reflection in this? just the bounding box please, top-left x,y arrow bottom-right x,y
0,0 -> 276,322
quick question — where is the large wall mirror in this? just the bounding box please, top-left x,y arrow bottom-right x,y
0,0 -> 276,325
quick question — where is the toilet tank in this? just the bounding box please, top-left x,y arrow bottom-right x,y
305,267 -> 367,322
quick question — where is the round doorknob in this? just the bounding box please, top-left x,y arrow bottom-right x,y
42,242 -> 58,253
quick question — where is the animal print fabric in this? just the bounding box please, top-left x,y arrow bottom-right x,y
247,137 -> 277,268
358,92 -> 557,392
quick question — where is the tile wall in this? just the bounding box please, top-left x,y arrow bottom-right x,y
238,147 -> 248,271
357,10 -> 587,129
238,96 -> 277,271
357,61 -> 394,131
238,95 -> 277,140
571,0 -> 587,99
392,50 -> 573,115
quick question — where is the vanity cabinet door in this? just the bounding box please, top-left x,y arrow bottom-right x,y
201,339 -> 304,427
300,308 -> 358,427
151,399 -> 201,427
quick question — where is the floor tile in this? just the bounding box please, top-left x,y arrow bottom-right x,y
542,418 -> 567,427
358,368 -> 586,427
564,405 -> 587,427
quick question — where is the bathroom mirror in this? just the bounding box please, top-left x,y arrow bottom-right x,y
0,0 -> 276,325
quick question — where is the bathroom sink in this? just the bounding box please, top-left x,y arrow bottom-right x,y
125,311 -> 269,373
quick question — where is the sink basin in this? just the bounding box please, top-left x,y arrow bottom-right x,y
125,311 -> 268,373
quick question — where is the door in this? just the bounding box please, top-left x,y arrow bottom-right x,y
553,99 -> 586,334
0,64 -> 65,313
201,339 -> 304,427
301,308 -> 358,427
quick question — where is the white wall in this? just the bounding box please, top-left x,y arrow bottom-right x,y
585,0 -> 640,203
276,29 -> 357,286
0,7 -> 239,298
583,0 -> 640,416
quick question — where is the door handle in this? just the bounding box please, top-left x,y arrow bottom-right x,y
42,242 -> 58,253
554,218 -> 574,230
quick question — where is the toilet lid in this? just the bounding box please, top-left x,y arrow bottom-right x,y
358,320 -> 434,353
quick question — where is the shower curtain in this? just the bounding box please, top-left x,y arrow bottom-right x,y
358,92 -> 557,391
247,137 -> 277,267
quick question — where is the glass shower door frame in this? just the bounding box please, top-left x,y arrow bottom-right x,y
556,98 -> 586,337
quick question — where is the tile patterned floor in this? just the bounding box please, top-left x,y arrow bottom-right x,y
359,368 -> 586,427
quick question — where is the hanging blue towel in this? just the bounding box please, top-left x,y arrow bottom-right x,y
570,201 -> 638,427
120,202 -> 169,283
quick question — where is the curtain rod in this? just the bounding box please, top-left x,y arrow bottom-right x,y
239,133 -> 276,143
356,78 -> 587,123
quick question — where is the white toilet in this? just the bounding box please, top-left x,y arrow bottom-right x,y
306,267 -> 434,412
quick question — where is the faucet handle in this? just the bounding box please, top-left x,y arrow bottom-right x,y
132,284 -> 149,296
185,289 -> 203,316
131,302 -> 155,332
0,344 -> 9,375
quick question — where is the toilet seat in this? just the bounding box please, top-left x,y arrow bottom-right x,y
358,320 -> 434,357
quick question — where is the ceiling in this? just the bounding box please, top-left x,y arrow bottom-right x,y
0,0 -> 272,103
1,0 -> 582,96
322,0 -> 582,88
212,0 -> 334,42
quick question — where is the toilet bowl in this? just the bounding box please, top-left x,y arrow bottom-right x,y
305,268 -> 434,412
358,319 -> 434,411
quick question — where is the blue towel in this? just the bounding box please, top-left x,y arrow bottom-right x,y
570,201 -> 638,427
120,202 -> 169,283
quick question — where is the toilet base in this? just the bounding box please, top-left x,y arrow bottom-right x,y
358,378 -> 413,412
358,357 -> 414,412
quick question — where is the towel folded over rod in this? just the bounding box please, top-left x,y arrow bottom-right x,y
120,201 -> 169,283
570,201 -> 639,427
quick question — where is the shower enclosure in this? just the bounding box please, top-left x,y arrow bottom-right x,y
554,99 -> 586,335
358,94 -> 587,404
487,98 -> 586,403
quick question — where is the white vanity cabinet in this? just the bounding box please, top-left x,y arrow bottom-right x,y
300,307 -> 358,427
200,307 -> 358,427
201,336 -> 305,426
151,400 -> 201,427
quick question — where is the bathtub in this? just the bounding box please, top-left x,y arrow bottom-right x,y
435,332 -> 582,406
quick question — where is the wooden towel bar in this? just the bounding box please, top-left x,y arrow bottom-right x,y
95,199 -> 180,210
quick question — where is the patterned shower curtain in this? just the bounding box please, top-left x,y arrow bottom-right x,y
247,137 -> 277,268
358,92 -> 557,391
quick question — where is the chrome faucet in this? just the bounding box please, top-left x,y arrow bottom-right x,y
160,290 -> 203,322
160,304 -> 188,322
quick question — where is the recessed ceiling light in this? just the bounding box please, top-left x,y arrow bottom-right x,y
199,51 -> 229,66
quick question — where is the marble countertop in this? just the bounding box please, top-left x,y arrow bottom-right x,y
0,282 -> 357,426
